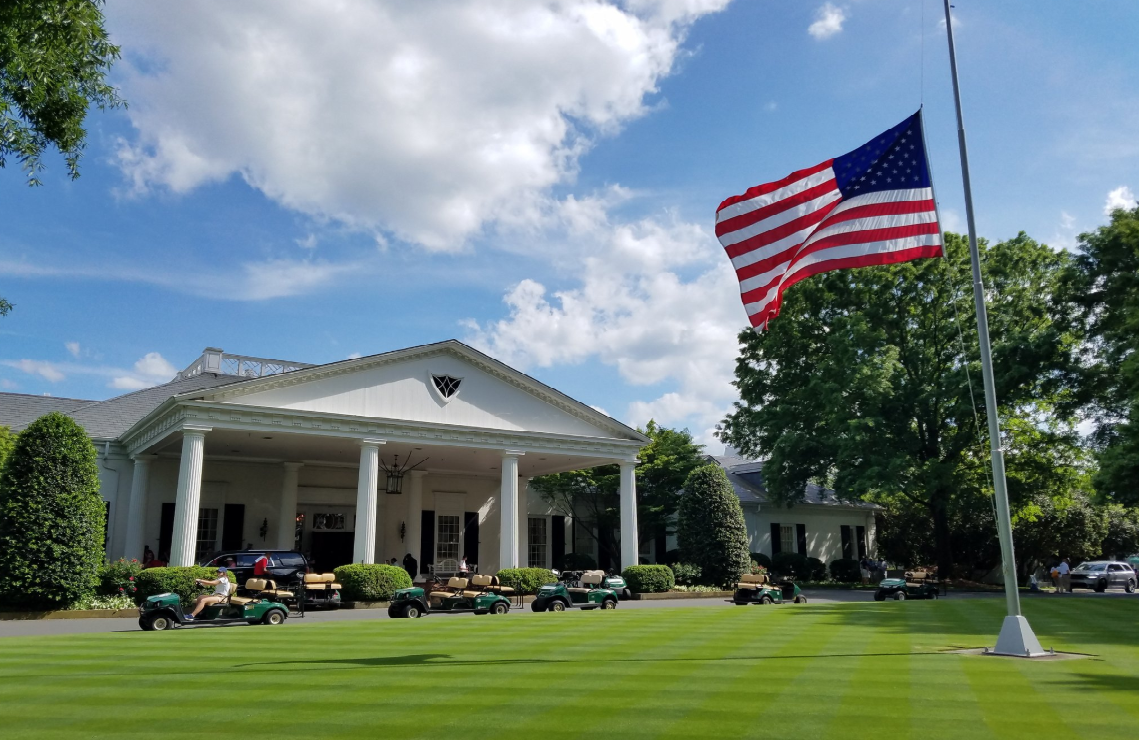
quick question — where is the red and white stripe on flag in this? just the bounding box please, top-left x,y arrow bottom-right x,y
717,112 -> 943,330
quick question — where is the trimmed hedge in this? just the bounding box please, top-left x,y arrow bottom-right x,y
677,465 -> 751,587
750,552 -> 772,570
772,553 -> 827,580
496,567 -> 557,594
135,566 -> 228,606
622,565 -> 674,593
671,562 -> 701,586
560,552 -> 597,570
0,412 -> 104,609
334,564 -> 413,602
829,558 -> 862,583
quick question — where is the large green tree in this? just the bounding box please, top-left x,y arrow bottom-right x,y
1061,205 -> 1139,505
532,421 -> 704,566
719,233 -> 1081,579
1,0 -> 123,184
0,412 -> 104,608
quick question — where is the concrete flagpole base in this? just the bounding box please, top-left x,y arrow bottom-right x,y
989,615 -> 1047,658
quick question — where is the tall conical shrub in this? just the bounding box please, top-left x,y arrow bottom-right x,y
677,464 -> 751,587
0,412 -> 104,608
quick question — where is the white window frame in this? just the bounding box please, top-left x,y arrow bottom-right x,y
779,525 -> 795,555
196,507 -> 219,560
436,514 -> 461,563
528,517 -> 548,568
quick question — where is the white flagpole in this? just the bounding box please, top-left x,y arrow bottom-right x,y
942,0 -> 1044,657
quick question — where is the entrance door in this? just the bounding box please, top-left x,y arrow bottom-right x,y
463,512 -> 479,569
309,532 -> 355,573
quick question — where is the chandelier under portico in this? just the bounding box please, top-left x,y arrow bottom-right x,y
379,454 -> 428,494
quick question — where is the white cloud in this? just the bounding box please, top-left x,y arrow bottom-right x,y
1060,211 -> 1076,230
3,360 -> 66,383
109,0 -> 729,250
295,233 -> 318,250
465,203 -> 745,444
808,3 -> 846,41
111,351 -> 178,390
0,379 -> 17,390
65,341 -> 81,358
1104,186 -> 1137,215
110,376 -> 152,390
1052,210 -> 1078,251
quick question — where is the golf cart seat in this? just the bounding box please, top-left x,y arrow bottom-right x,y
736,573 -> 768,590
488,576 -> 515,595
469,574 -> 493,593
428,577 -> 469,604
304,573 -> 343,590
246,578 -> 294,599
568,570 -> 603,594
905,571 -> 929,586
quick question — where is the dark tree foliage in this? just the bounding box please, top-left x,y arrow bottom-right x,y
676,464 -> 750,587
1101,506 -> 1139,560
0,297 -> 11,315
719,233 -> 1081,579
0,425 -> 15,471
1,0 -> 123,184
0,412 -> 104,608
1013,491 -> 1108,575
1061,206 -> 1139,505
531,421 -> 704,565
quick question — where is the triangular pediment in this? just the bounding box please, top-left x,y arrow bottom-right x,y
187,341 -> 643,442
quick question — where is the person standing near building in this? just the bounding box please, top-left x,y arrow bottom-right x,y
253,552 -> 271,581
1055,558 -> 1071,594
859,557 -> 870,585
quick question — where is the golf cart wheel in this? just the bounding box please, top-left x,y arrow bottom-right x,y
1095,580 -> 1107,593
873,591 -> 886,602
1126,579 -> 1136,594
759,595 -> 773,605
403,604 -> 423,619
144,614 -> 174,631
622,589 -> 632,600
894,591 -> 906,601
601,598 -> 617,610
793,596 -> 806,604
262,609 -> 286,625
491,602 -> 509,615
928,591 -> 939,600
530,602 -> 546,613
549,599 -> 567,612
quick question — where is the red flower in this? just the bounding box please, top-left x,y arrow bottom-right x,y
128,577 -> 134,581
118,587 -> 124,592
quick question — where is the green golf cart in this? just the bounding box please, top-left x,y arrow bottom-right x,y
138,578 -> 291,631
874,571 -> 939,601
731,573 -> 806,605
531,570 -> 618,612
388,575 -> 512,618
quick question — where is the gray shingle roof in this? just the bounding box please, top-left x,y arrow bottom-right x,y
66,374 -> 253,439
0,394 -> 91,432
708,454 -> 879,510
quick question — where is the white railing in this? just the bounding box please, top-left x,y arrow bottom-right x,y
176,348 -> 315,380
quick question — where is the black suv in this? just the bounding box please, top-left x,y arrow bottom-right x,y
200,550 -> 310,589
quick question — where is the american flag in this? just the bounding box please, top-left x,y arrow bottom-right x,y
716,111 -> 942,330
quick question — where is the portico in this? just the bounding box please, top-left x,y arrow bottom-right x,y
106,342 -> 647,574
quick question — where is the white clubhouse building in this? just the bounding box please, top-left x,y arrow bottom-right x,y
0,342 -> 647,574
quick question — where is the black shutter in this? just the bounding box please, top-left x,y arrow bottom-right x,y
222,504 -> 245,550
856,526 -> 867,560
551,515 -> 566,570
420,510 -> 435,571
841,525 -> 852,560
103,501 -> 111,552
654,530 -> 667,564
770,522 -> 781,554
796,524 -> 807,556
463,511 -> 480,566
159,502 -> 176,561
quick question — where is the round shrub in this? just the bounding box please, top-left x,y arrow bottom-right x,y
829,558 -> 862,582
135,566 -> 228,606
677,464 -> 751,587
750,552 -> 772,570
671,562 -> 701,586
622,564 -> 675,593
334,564 -> 413,602
771,551 -> 809,579
805,557 -> 827,581
0,412 -> 104,609
98,558 -> 142,598
560,552 -> 597,570
663,548 -> 681,565
496,567 -> 557,594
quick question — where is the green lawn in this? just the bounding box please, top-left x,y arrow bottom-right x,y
2,598 -> 1137,739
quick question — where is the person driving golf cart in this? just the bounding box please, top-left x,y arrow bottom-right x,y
187,567 -> 232,621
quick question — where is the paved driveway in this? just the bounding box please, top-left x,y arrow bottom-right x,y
2,587 -> 1130,638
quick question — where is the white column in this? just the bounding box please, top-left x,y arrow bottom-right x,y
499,451 -> 524,570
619,460 -> 639,571
170,426 -> 211,567
406,470 -> 425,562
123,454 -> 156,562
277,462 -> 303,550
353,439 -> 384,564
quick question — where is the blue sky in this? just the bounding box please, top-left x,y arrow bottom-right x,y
2,0 -> 1137,446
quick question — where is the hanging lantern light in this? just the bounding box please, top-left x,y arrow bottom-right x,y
379,453 -> 428,494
